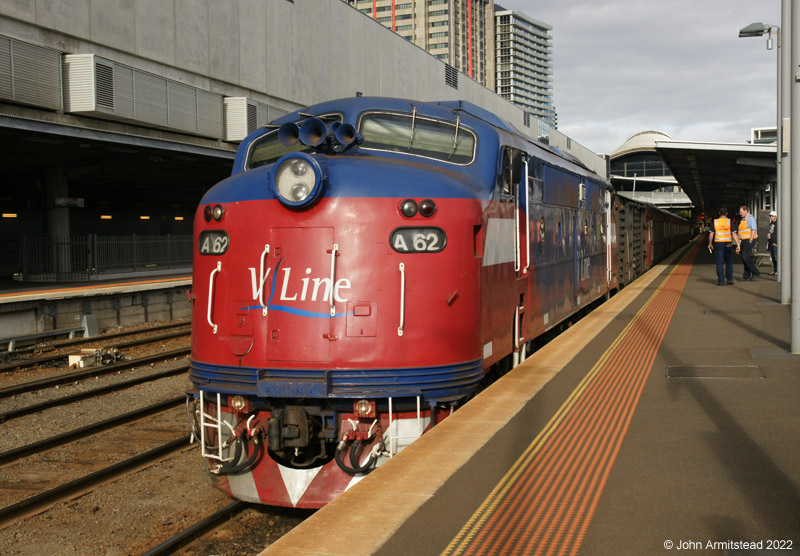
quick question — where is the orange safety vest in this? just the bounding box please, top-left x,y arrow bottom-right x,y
713,217 -> 731,242
738,215 -> 754,240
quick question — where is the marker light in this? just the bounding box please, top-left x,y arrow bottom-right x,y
400,199 -> 418,218
272,153 -> 324,208
213,204 -> 224,221
203,205 -> 213,222
230,395 -> 248,412
419,199 -> 437,217
354,399 -> 376,419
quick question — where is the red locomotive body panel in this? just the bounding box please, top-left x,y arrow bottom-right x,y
192,196 -> 484,378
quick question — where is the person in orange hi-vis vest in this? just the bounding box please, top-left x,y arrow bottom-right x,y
707,207 -> 738,285
735,205 -> 760,281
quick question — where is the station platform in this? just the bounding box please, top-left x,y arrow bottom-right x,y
263,239 -> 800,556
0,274 -> 192,338
0,274 -> 191,304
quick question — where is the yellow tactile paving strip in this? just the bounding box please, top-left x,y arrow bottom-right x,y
442,241 -> 699,556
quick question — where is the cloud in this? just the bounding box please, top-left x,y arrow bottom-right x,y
500,0 -> 780,153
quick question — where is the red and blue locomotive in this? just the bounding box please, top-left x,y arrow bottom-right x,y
188,96 -> 686,508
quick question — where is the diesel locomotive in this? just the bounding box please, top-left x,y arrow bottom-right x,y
187,96 -> 690,508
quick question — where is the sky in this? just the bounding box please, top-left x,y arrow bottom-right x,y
496,0 -> 782,154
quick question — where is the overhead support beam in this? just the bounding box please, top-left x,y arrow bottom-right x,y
0,114 -> 236,160
736,156 -> 777,168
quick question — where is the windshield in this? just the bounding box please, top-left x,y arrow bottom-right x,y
359,112 -> 476,164
246,114 -> 342,170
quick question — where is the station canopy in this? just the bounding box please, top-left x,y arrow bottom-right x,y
654,141 -> 776,214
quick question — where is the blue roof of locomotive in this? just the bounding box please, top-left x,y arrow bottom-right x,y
204,96 -> 606,206
232,96 -> 502,171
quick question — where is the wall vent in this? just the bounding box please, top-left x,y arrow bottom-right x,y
63,54 -> 224,139
224,97 -> 290,141
445,64 -> 458,89
94,61 -> 115,110
0,35 -> 62,111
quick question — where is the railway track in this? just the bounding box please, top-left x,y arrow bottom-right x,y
141,501 -> 247,556
0,320 -> 190,358
0,324 -> 196,528
0,317 -> 237,555
0,349 -> 190,425
0,318 -> 306,554
0,397 -> 185,466
0,434 -> 191,528
0,326 -> 191,373
139,501 -> 314,556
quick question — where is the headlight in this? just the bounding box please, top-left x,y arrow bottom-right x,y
272,153 -> 324,207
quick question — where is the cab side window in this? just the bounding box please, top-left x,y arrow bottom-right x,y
500,147 -> 523,200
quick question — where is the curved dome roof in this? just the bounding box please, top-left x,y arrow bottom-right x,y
611,130 -> 674,158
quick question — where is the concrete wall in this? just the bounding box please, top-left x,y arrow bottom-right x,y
1,0 -> 484,107
0,286 -> 191,337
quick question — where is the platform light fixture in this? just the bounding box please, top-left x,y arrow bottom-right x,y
174,216 -> 184,221
738,22 -> 775,49
140,215 -> 151,220
2,213 -> 17,218
100,215 -> 112,220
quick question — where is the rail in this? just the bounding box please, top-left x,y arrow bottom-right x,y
0,435 -> 191,527
140,501 -> 247,556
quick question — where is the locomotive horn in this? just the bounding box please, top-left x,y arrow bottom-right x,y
298,117 -> 328,147
335,123 -> 358,147
278,122 -> 301,147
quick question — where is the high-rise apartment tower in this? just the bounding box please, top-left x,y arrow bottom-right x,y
495,6 -> 555,127
344,0 -> 494,87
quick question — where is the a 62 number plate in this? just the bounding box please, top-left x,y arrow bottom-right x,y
198,230 -> 229,255
390,227 -> 447,253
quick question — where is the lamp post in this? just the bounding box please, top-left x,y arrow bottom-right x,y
739,21 -> 791,307
740,14 -> 799,352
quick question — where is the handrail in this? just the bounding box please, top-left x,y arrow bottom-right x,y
523,158 -> 531,274
207,261 -> 221,334
259,244 -> 270,316
329,243 -> 339,316
515,179 -> 521,273
398,262 -> 406,336
605,190 -> 613,285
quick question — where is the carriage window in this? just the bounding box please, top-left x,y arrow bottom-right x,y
246,114 -> 342,170
359,113 -> 476,164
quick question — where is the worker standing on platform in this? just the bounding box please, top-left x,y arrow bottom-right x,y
767,210 -> 778,275
735,205 -> 760,281
708,208 -> 737,286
